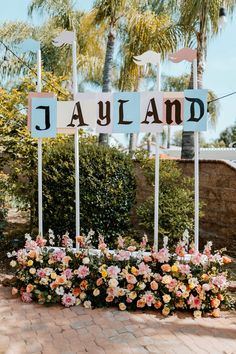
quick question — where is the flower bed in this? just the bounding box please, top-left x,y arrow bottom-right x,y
8,231 -> 232,318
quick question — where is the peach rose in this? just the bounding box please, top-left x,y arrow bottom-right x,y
161,264 -> 171,272
96,278 -> 103,286
217,293 -> 224,301
150,281 -> 158,291
162,306 -> 170,316
119,303 -> 127,311
26,284 -> 34,293
143,256 -> 152,263
28,250 -> 37,259
127,284 -> 134,291
154,300 -> 162,309
212,308 -> 221,318
137,298 -> 146,308
106,295 -> 114,303
211,298 -> 221,309
55,276 -> 66,285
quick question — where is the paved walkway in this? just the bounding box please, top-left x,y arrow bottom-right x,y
0,284 -> 236,354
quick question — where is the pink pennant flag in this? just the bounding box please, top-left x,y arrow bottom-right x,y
168,48 -> 197,63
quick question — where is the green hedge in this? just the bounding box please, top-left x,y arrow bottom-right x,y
136,158 -> 198,247
42,138 -> 136,246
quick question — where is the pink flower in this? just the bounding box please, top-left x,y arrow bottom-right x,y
117,236 -> 125,249
143,291 -> 154,307
107,266 -> 121,279
127,246 -> 136,252
153,248 -> 170,263
126,297 -> 133,303
37,269 -> 46,278
63,268 -> 73,280
212,275 -> 227,290
175,243 -> 185,257
62,293 -> 76,307
187,295 -> 202,310
77,265 -> 90,279
52,249 -> 66,262
61,234 -> 73,248
178,264 -> 191,275
126,274 -> 137,284
176,290 -> 182,298
36,235 -> 47,247
25,240 -> 38,251
191,252 -> 202,265
202,283 -> 211,292
21,292 -> 32,303
116,250 -> 130,261
138,262 -> 151,276
166,279 -> 178,291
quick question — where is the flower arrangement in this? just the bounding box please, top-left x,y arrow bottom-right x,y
8,230 -> 232,318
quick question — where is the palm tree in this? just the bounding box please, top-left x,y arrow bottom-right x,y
177,0 -> 236,159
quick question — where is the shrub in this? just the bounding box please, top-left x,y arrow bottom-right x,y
136,157 -> 199,248
42,137 -> 136,246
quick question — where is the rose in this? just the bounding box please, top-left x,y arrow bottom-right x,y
211,298 -> 220,309
10,260 -> 17,267
129,291 -> 137,300
161,264 -> 171,272
162,294 -> 171,304
154,300 -> 162,309
212,308 -> 220,317
108,278 -> 119,288
27,260 -> 33,267
50,272 -> 57,280
161,275 -> 172,285
193,310 -> 202,319
137,299 -> 146,308
29,268 -> 36,275
80,292 -> 87,301
93,288 -> 100,296
26,284 -> 34,293
96,278 -> 103,286
131,266 -> 138,276
127,284 -> 134,291
150,280 -> 158,291
84,300 -> 92,309
72,288 -> 81,297
171,264 -> 178,273
126,274 -> 137,284
119,303 -> 127,311
82,257 -> 90,265
105,295 -> 114,303
162,306 -> 170,316
138,282 -> 146,290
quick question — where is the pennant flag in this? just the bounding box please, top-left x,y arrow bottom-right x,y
16,38 -> 40,53
133,50 -> 161,65
168,48 -> 197,63
52,31 -> 76,47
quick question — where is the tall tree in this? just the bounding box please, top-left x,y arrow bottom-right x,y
177,0 -> 236,159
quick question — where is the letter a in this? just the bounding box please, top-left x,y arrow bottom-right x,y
67,102 -> 89,127
142,98 -> 162,124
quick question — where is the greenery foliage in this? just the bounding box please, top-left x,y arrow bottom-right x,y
136,156 -> 197,247
42,138 -> 136,245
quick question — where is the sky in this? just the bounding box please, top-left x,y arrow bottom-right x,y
0,0 -> 236,143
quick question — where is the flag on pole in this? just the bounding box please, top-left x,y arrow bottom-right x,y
168,48 -> 197,63
16,38 -> 40,53
133,50 -> 161,65
52,31 -> 76,47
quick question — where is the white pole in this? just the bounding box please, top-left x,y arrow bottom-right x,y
193,58 -> 199,252
37,49 -> 43,236
154,62 -> 161,251
72,39 -> 80,249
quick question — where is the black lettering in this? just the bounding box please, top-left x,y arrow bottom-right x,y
35,106 -> 50,130
67,102 -> 89,127
118,99 -> 132,125
165,99 -> 182,125
97,101 -> 111,126
186,97 -> 205,122
141,98 -> 162,124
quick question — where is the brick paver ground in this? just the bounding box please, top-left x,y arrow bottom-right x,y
0,284 -> 236,354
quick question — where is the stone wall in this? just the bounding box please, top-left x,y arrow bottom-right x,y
177,160 -> 236,257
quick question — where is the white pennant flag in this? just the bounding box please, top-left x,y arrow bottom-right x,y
52,31 -> 76,47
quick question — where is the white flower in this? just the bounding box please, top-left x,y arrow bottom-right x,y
193,310 -> 202,319
56,286 -> 65,296
108,278 -> 119,288
7,252 -> 12,258
163,236 -> 169,249
93,288 -> 100,296
84,300 -> 92,309
10,260 -> 17,267
82,257 -> 90,265
162,294 -> 171,303
24,233 -> 32,241
138,282 -> 146,290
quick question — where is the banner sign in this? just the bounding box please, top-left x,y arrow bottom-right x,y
28,90 -> 208,137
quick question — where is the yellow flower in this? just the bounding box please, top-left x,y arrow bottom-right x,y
129,291 -> 137,300
131,266 -> 138,275
171,264 -> 178,273
29,268 -> 36,275
162,306 -> 170,316
51,272 -> 57,280
27,260 -> 33,267
193,310 -> 202,319
119,303 -> 126,311
101,270 -> 108,278
189,283 -> 195,290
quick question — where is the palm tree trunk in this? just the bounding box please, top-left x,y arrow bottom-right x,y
98,29 -> 116,145
128,133 -> 135,157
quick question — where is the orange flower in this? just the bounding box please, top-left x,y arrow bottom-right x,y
50,281 -> 58,290
106,295 -> 114,303
150,281 -> 158,291
154,300 -> 162,309
28,250 -> 37,259
55,276 -> 66,285
26,284 -> 34,293
211,298 -> 221,309
96,278 -> 103,286
161,264 -> 171,272
212,308 -> 221,318
143,256 -> 152,263
80,280 -> 88,290
127,284 -> 134,291
72,287 -> 81,297
222,256 -> 231,264
217,293 -> 224,301
62,256 -> 72,265
137,298 -> 146,308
